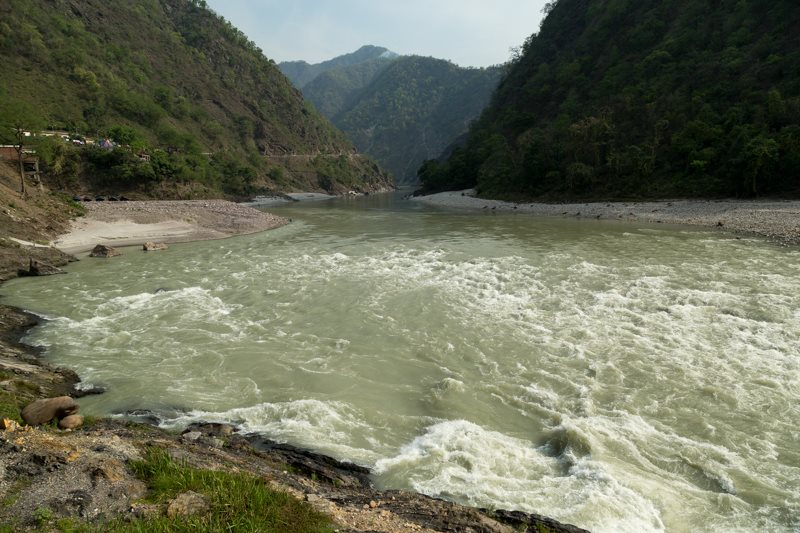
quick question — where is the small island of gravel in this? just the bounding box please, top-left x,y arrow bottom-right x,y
411,190 -> 800,246
52,200 -> 290,255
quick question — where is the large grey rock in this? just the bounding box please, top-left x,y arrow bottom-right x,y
142,242 -> 168,252
89,245 -> 121,258
21,396 -> 79,426
166,491 -> 209,518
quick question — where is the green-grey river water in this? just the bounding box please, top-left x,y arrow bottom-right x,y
2,193 -> 799,532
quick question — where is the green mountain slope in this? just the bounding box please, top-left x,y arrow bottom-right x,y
0,0 -> 392,197
420,0 -> 800,199
279,45 -> 396,89
302,58 -> 396,118
331,57 -> 502,184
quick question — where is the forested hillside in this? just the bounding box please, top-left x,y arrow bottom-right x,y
420,0 -> 800,199
0,0 -> 392,198
284,49 -> 501,185
332,57 -> 502,184
302,58 -> 396,118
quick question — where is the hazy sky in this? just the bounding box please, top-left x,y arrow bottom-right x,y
204,1 -> 548,67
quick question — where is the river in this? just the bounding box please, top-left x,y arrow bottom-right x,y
2,193 -> 798,532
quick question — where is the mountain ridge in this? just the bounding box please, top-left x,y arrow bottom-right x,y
279,45 -> 397,89
420,0 -> 800,199
281,48 -> 501,185
0,0 -> 393,198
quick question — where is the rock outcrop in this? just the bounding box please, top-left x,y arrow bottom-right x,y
20,396 -> 79,426
17,258 -> 65,277
90,245 -> 121,258
143,242 -> 168,251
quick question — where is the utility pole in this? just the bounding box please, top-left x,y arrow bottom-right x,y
13,125 -> 25,197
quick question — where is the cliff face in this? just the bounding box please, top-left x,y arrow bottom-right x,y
421,0 -> 800,199
0,0 -> 393,196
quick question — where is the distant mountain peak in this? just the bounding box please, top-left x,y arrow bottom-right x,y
279,45 -> 399,89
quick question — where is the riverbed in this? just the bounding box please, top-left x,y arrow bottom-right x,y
3,193 -> 798,532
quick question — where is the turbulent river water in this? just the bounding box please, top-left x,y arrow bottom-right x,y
3,193 -> 799,532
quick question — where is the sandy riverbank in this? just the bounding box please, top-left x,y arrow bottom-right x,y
411,190 -> 800,245
52,200 -> 289,254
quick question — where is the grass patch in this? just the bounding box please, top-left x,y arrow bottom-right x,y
51,192 -> 86,217
1,478 -> 33,508
109,447 -> 334,532
0,389 -> 23,424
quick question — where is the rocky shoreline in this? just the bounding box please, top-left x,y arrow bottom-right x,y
411,190 -> 800,246
0,216 -> 587,532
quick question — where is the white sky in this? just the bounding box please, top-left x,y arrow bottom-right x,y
205,0 -> 548,67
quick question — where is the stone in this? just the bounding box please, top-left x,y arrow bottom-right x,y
90,245 -> 121,258
58,414 -> 84,430
21,396 -> 79,426
71,385 -> 106,398
166,491 -> 209,518
1,418 -> 19,432
129,503 -> 161,520
180,431 -> 202,443
143,242 -> 168,251
18,258 -> 65,277
92,459 -> 125,483
207,437 -> 224,449
185,422 -> 237,437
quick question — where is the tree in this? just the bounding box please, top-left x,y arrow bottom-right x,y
745,135 -> 779,195
0,99 -> 44,196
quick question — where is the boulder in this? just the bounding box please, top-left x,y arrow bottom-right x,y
185,422 -> 237,437
143,242 -> 168,252
180,431 -> 203,443
21,396 -> 79,426
58,414 -> 84,430
166,491 -> 209,518
71,384 -> 106,398
18,258 -> 65,277
90,245 -> 121,258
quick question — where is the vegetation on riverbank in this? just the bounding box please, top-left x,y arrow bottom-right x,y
420,0 -> 800,200
0,0 -> 392,197
115,447 -> 334,532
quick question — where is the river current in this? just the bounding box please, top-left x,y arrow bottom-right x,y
3,193 -> 799,532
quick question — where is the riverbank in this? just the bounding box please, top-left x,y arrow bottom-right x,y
411,190 -> 800,245
52,200 -> 290,254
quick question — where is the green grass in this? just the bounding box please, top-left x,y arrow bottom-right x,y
0,389 -> 24,424
0,374 -> 42,424
108,447 -> 334,532
51,191 -> 86,217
